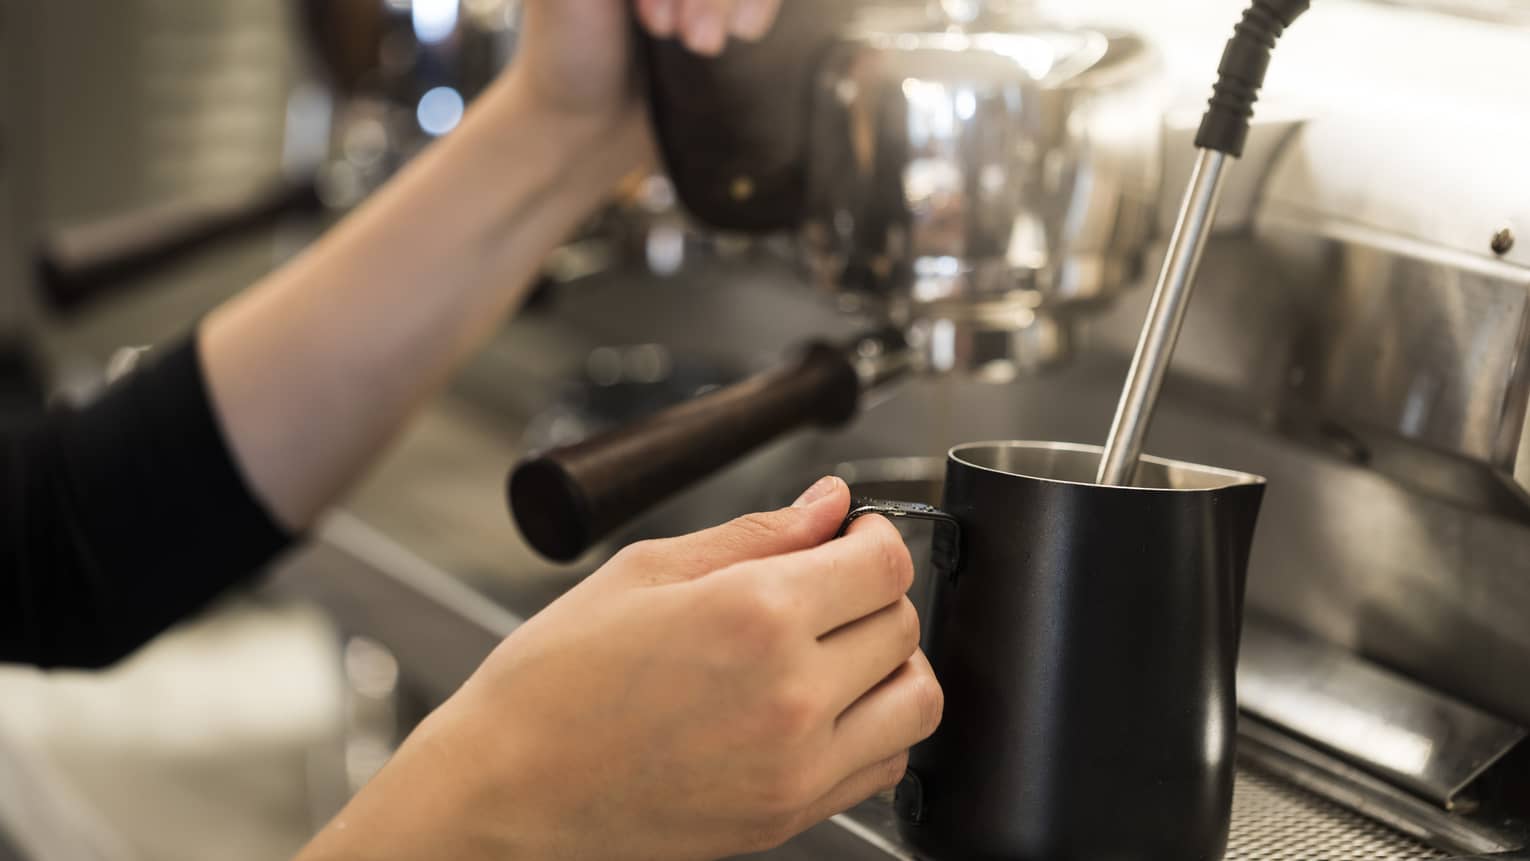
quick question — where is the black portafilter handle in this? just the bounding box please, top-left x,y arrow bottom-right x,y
36,177 -> 324,315
510,340 -> 871,563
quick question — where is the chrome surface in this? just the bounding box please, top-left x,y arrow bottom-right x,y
801,11 -> 1163,378
1256,215 -> 1530,508
1369,0 -> 1530,24
844,330 -> 919,394
1239,719 -> 1523,856
1224,767 -> 1448,861
1239,620 -> 1528,810
951,438 -> 1263,490
1098,148 -> 1228,486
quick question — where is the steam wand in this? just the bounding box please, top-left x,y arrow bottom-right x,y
1097,0 -> 1312,486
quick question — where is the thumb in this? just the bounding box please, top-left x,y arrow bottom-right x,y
618,477 -> 851,584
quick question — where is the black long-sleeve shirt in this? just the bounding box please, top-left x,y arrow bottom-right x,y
2,336 -> 293,669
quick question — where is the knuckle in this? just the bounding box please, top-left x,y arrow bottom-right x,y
897,598 -> 922,654
611,538 -> 664,571
880,751 -> 912,791
729,510 -> 799,546
730,580 -> 797,647
767,682 -> 825,738
913,671 -> 946,739
866,519 -> 915,594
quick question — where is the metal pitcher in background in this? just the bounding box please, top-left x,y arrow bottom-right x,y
645,1 -> 1165,379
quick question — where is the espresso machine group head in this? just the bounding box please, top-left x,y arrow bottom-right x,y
654,0 -> 1165,380
802,5 -> 1163,379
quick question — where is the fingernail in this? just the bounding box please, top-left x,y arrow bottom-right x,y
644,0 -> 676,36
685,9 -> 727,55
731,0 -> 772,40
793,476 -> 840,509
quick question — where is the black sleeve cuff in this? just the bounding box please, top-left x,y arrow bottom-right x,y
30,334 -> 295,668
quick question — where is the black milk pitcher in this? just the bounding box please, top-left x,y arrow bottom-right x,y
845,441 -> 1266,861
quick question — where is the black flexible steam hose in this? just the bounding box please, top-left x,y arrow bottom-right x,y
1196,0 -> 1313,158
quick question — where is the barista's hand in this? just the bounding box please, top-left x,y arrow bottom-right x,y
498,0 -> 782,170
296,477 -> 943,861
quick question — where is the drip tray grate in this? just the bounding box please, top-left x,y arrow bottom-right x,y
1228,766 -> 1445,860
821,763 -> 1450,861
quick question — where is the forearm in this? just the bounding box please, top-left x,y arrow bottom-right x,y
294,692 -> 552,861
201,76 -> 647,529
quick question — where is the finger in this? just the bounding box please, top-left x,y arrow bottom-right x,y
831,651 -> 944,776
679,0 -> 732,55
816,597 -> 922,714
732,512 -> 913,636
636,0 -> 678,37
801,751 -> 910,826
729,0 -> 782,40
615,477 -> 850,585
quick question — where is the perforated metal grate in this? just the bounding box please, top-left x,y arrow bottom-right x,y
1226,768 -> 1447,861
834,763 -> 1453,861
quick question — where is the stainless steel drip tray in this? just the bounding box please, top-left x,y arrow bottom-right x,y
1222,766 -> 1446,860
744,763 -> 1446,861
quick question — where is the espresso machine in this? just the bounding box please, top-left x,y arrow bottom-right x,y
511,0 -> 1168,559
509,0 -> 1530,858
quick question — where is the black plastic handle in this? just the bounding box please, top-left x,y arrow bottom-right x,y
641,3 -> 858,232
842,499 -> 963,582
509,342 -> 862,563
1195,0 -> 1311,157
36,177 -> 324,315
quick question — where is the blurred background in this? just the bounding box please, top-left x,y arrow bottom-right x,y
0,1 -> 1527,860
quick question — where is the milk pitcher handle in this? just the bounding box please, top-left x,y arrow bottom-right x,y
841,499 -> 963,582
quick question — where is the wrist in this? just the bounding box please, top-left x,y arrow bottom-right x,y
296,705 -> 543,861
476,72 -> 654,214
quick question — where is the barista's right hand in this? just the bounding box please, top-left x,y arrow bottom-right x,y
636,0 -> 785,55
295,476 -> 943,861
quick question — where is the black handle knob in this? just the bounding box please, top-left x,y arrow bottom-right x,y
509,342 -> 862,563
641,3 -> 858,232
36,178 -> 324,315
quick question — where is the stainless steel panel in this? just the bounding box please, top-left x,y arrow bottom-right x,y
1369,0 -> 1530,24
1239,719 -> 1524,856
1239,620 -> 1528,809
1262,217 -> 1530,491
